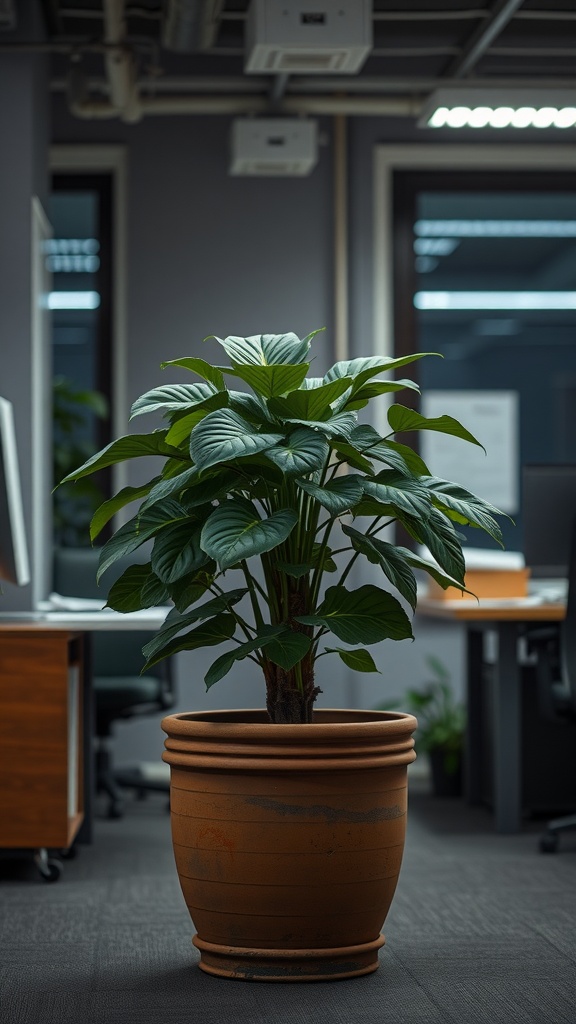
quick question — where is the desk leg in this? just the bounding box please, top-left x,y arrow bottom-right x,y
76,634 -> 94,845
492,623 -> 521,834
465,626 -> 485,805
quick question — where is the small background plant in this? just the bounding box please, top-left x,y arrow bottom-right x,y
53,376 -> 109,547
402,655 -> 465,789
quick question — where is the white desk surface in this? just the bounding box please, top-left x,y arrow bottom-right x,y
0,607 -> 171,631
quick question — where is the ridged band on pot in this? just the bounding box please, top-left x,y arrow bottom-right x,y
163,708 -> 417,772
161,708 -> 417,982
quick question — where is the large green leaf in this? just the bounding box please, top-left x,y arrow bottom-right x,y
201,499 -> 298,570
130,383 -> 224,420
325,647 -> 381,673
138,466 -> 199,511
227,390 -> 274,426
189,408 -> 283,471
342,525 -> 418,610
224,362 -> 309,398
140,466 -> 239,513
397,546 -> 474,596
59,431 -> 183,484
151,522 -> 210,583
268,411 -> 357,443
324,353 -> 437,390
295,584 -> 414,644
160,357 -> 225,391
167,570 -> 214,613
348,425 -> 429,476
275,544 -> 336,579
165,409 -> 215,447
330,439 -> 375,474
142,592 -> 247,666
90,480 -> 160,541
422,476 -> 504,545
265,427 -> 330,476
363,471 -> 433,521
268,378 -> 353,422
142,613 -> 237,671
204,625 -> 285,690
97,500 -> 190,580
106,563 -> 169,612
407,507 -> 466,585
388,405 -> 485,450
350,378 -> 416,401
212,332 -> 311,366
297,475 -> 364,516
265,628 -> 312,671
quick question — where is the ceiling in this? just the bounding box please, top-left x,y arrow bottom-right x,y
6,1 -> 576,123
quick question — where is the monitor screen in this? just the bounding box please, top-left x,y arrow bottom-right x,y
0,396 -> 30,586
522,464 -> 576,579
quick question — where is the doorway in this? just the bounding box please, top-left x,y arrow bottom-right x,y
375,148 -> 576,553
49,173 -> 113,546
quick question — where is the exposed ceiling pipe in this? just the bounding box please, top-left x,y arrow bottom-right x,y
446,0 -> 525,78
162,0 -> 225,53
102,0 -> 141,122
68,91 -> 423,120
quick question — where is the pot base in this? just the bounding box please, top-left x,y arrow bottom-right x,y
193,934 -> 385,981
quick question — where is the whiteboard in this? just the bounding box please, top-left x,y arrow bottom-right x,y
420,390 -> 519,514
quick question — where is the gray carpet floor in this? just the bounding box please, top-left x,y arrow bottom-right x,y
1,779 -> 575,1024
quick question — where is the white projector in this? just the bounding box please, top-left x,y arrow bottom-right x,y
230,119 -> 318,176
245,0 -> 372,75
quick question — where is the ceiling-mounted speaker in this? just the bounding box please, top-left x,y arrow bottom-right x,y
245,0 -> 372,75
230,119 -> 318,176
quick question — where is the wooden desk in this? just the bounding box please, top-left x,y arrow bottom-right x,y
0,609 -> 170,864
0,627 -> 86,855
417,596 -> 565,834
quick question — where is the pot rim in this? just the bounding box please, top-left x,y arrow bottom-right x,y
162,707 -> 417,736
161,710 -> 418,770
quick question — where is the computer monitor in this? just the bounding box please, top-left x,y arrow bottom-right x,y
522,464 -> 576,579
0,396 -> 30,586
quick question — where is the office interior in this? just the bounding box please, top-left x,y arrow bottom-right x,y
1,3 -> 576,1022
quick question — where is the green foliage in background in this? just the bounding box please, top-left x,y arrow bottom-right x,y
53,376 -> 109,547
402,655 -> 465,775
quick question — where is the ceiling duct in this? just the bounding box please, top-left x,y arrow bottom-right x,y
230,118 -> 318,176
245,0 -> 372,75
162,0 -> 224,53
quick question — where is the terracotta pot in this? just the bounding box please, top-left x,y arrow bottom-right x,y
161,707 -> 417,982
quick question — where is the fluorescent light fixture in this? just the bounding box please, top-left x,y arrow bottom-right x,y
48,291 -> 101,310
414,292 -> 576,311
414,220 -> 576,238
413,238 -> 460,256
418,89 -> 576,129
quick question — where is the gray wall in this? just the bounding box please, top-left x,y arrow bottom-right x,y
0,49 -> 50,611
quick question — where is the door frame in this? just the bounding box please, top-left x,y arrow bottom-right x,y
374,144 -> 576,368
49,145 -> 128,492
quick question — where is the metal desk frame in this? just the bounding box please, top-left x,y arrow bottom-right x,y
417,597 -> 565,834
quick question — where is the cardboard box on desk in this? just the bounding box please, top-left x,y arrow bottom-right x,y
427,568 -> 531,601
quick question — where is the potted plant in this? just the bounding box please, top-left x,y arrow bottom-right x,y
62,331 -> 504,981
402,655 -> 465,797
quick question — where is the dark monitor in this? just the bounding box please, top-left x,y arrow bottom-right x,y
0,396 -> 30,586
522,464 -> 576,579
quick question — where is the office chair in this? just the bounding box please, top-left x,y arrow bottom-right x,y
52,546 -> 174,819
527,519 -> 576,853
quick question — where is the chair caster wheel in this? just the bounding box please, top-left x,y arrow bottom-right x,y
34,848 -> 63,882
539,833 -> 559,853
107,800 -> 124,820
